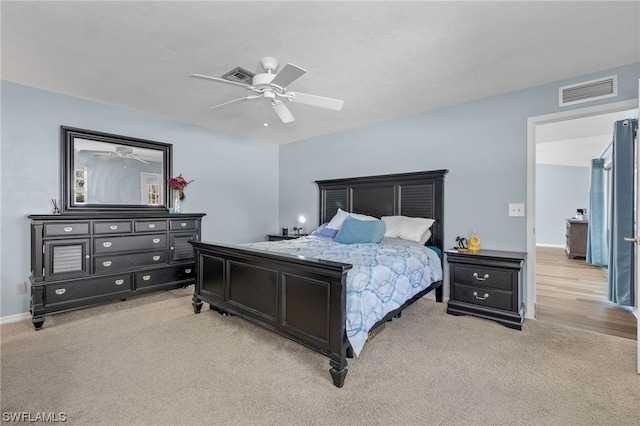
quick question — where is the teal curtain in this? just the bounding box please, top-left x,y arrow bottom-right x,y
607,119 -> 637,306
586,159 -> 608,266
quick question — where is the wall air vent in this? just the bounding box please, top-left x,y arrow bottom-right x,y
221,67 -> 255,85
559,75 -> 618,107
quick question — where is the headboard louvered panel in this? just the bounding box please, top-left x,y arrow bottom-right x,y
398,183 -> 435,217
316,170 -> 447,250
322,188 -> 349,223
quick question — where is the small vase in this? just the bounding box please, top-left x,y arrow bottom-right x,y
173,191 -> 182,214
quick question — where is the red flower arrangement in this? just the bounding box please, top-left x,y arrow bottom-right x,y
167,174 -> 194,200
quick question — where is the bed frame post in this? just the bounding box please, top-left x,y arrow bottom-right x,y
329,359 -> 347,388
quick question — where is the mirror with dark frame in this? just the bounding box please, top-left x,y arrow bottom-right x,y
61,126 -> 172,213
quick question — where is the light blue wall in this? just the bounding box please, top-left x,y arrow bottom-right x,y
536,164 -> 590,246
3,62 -> 638,318
0,81 -> 279,318
279,62 -> 639,297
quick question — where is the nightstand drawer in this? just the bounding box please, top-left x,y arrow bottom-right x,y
453,283 -> 512,311
451,265 -> 513,291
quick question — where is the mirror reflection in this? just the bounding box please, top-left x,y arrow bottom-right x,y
73,139 -> 165,206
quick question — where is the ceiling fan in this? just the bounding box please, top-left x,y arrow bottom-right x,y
190,57 -> 344,124
79,146 -> 149,164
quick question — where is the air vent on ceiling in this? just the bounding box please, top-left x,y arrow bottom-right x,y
559,75 -> 618,107
221,67 -> 255,85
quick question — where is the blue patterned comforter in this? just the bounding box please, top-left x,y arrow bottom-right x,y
242,236 -> 443,356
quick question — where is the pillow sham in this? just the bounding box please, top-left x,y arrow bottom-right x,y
334,216 -> 386,244
326,208 -> 378,230
381,216 -> 435,243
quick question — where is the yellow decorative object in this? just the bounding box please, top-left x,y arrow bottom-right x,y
468,234 -> 481,252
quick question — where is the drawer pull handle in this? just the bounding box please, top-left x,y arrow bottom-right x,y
181,222 -> 187,227
152,238 -> 160,244
148,224 -> 155,229
143,275 -> 151,281
152,255 -> 160,261
473,291 -> 489,301
110,225 -> 118,230
115,279 -> 124,286
103,242 -> 112,248
103,261 -> 112,267
185,268 -> 192,274
473,272 -> 489,281
64,227 -> 73,232
85,255 -> 90,259
55,288 -> 66,295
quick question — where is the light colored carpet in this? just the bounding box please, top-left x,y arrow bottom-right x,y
1,286 -> 639,426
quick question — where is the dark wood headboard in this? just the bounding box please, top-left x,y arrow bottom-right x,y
315,169 -> 448,250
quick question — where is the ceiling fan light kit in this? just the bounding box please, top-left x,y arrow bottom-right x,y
190,57 -> 344,124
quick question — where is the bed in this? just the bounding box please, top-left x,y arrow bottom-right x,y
190,169 -> 448,387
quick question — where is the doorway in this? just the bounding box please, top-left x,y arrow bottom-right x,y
526,99 -> 638,340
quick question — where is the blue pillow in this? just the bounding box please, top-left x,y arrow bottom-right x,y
311,223 -> 339,238
335,216 -> 386,244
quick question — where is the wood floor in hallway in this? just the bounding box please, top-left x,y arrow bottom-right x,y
536,246 -> 637,340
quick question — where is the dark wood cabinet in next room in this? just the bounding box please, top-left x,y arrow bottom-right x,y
565,219 -> 588,259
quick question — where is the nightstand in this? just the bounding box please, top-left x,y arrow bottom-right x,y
266,234 -> 307,242
446,249 -> 526,330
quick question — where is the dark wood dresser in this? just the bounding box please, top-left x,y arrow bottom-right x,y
28,212 -> 205,329
565,219 -> 588,259
446,249 -> 526,330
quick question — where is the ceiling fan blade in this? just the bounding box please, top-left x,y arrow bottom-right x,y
287,91 -> 344,111
132,157 -> 149,164
271,101 -> 295,124
79,150 -> 112,154
209,96 -> 253,110
190,74 -> 252,89
269,63 -> 306,89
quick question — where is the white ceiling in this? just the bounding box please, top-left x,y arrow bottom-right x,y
536,109 -> 638,168
1,1 -> 639,145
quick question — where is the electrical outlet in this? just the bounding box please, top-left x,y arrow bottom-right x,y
16,282 -> 27,294
509,203 -> 525,217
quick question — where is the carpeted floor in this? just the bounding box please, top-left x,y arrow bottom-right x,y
1,286 -> 639,426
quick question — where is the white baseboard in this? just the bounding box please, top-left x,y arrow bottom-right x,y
536,243 -> 565,248
0,312 -> 31,325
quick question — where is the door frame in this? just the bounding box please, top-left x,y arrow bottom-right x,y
525,98 -> 639,319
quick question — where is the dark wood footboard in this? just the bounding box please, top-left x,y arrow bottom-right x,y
190,240 -> 353,387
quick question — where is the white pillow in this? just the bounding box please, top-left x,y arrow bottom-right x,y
419,229 -> 432,245
381,216 -> 435,243
326,208 -> 378,230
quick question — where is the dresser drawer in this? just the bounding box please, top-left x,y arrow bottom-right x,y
135,220 -> 167,232
94,221 -> 132,234
94,234 -> 167,254
44,222 -> 90,237
170,219 -> 197,231
453,283 -> 512,311
45,274 -> 131,306
451,265 -> 513,291
94,250 -> 167,273
135,265 -> 195,289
